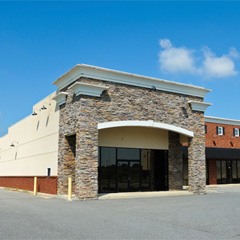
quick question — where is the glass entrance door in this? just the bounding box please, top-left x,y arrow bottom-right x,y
226,161 -> 232,184
98,147 -> 169,193
117,161 -> 140,192
117,161 -> 128,192
129,161 -> 141,191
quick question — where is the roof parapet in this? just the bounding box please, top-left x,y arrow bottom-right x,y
53,64 -> 211,98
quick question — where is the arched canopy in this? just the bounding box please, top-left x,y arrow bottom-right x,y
98,120 -> 194,137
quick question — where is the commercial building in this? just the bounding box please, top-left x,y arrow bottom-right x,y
205,116 -> 240,185
0,92 -> 59,194
0,64 -> 238,199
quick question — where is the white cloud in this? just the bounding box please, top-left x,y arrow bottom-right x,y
202,47 -> 237,78
228,47 -> 239,59
159,39 -> 172,49
158,39 -> 239,79
159,39 -> 197,74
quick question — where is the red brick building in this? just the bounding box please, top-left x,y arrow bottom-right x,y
205,116 -> 240,185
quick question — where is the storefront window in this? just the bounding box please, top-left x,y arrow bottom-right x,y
232,161 -> 237,183
117,148 -> 140,160
215,160 -> 240,184
98,147 -> 117,193
98,147 -> 168,193
217,160 -> 221,184
238,160 -> 240,183
221,160 -> 226,183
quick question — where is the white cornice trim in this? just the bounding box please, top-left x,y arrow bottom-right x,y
98,120 -> 194,137
53,64 -> 211,98
68,82 -> 109,97
52,92 -> 68,105
188,101 -> 212,112
205,116 -> 240,126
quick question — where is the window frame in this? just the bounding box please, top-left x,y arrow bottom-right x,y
234,128 -> 240,137
217,126 -> 224,136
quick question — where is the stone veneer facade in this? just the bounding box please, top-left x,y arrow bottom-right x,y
168,132 -> 183,190
57,74 -> 207,199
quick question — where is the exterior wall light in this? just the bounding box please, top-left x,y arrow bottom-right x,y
41,105 -> 47,110
151,85 -> 156,91
32,101 -> 50,116
32,111 -> 37,116
10,141 -> 18,147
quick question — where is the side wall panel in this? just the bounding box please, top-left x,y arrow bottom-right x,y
0,176 -> 58,194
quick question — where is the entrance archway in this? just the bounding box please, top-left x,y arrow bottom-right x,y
98,120 -> 193,193
98,120 -> 194,137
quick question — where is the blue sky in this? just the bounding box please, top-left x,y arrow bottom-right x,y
1,1 -> 240,136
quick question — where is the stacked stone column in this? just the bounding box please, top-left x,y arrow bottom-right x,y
188,117 -> 206,194
58,134 -> 77,195
75,125 -> 98,199
168,132 -> 183,190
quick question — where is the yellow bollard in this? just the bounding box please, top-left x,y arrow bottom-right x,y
33,177 -> 37,195
68,177 -> 72,201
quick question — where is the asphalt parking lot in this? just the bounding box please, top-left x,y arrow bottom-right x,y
0,186 -> 240,240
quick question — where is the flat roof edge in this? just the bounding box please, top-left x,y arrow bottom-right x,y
205,116 -> 240,126
53,64 -> 211,98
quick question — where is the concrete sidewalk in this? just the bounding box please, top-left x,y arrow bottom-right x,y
98,190 -> 193,200
2,184 -> 240,201
99,184 -> 240,200
206,183 -> 240,193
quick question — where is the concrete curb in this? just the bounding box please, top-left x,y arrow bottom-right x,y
98,190 -> 193,200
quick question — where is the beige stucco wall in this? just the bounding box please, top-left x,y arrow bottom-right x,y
99,127 -> 169,150
0,92 -> 59,176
